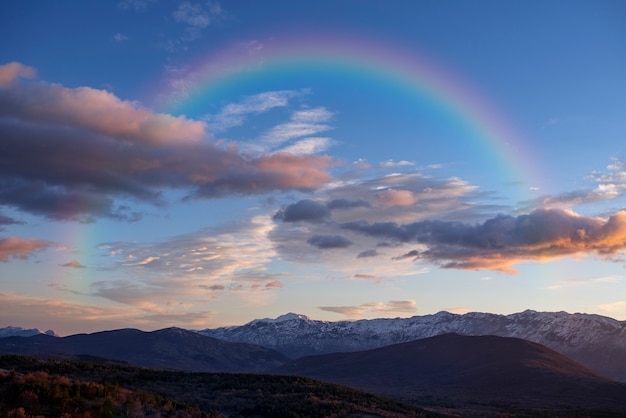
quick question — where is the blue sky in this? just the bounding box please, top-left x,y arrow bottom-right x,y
1,0 -> 626,335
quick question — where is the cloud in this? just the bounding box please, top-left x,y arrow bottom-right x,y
0,213 -> 23,230
0,64 -> 333,221
204,90 -> 303,132
279,137 -> 334,155
0,62 -> 36,88
595,301 -> 626,319
327,199 -> 372,210
265,280 -> 283,288
95,216 -> 280,306
356,249 -> 378,258
319,300 -> 417,318
259,107 -> 333,150
273,199 -> 330,223
0,236 -> 53,262
376,189 -> 417,206
0,79 -> 206,146
165,1 -> 224,50
523,158 -> 626,210
343,208 -> 626,273
379,160 -> 414,168
546,275 -> 621,290
173,2 -> 213,28
307,235 -> 353,249
113,32 -> 129,41
117,0 -> 155,11
62,260 -> 86,269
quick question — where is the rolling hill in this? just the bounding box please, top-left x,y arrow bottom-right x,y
275,333 -> 626,414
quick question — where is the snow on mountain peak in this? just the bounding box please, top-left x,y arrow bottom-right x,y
274,313 -> 310,322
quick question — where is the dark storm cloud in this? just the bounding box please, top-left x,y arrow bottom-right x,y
343,208 -> 626,273
273,199 -> 330,223
307,234 -> 353,249
0,63 -> 333,221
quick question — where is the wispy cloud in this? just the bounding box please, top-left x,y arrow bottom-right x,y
319,300 -> 417,318
164,1 -> 224,52
259,107 -> 334,151
523,158 -> 626,210
546,275 -> 621,290
204,90 -> 304,132
94,215 -> 280,308
595,300 -> 626,319
113,32 -> 129,41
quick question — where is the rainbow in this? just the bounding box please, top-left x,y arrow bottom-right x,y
158,33 -> 539,193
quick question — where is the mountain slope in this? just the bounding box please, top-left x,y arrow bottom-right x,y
0,327 -> 287,372
274,333 -> 626,413
198,310 -> 626,381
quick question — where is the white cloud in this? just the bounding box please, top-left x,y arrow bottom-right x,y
259,107 -> 333,149
279,137 -> 334,155
204,90 -> 303,132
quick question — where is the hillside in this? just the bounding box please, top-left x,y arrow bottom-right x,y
0,327 -> 287,373
0,355 -> 443,418
275,333 -> 626,415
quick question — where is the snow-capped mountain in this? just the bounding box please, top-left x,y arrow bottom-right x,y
198,310 -> 626,382
0,326 -> 57,338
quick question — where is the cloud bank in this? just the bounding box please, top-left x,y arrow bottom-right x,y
0,62 -> 332,222
343,208 -> 626,273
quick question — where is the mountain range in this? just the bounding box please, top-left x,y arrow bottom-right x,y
198,309 -> 626,382
2,327 -> 626,415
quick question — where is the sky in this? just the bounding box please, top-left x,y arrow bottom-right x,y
1,0 -> 626,335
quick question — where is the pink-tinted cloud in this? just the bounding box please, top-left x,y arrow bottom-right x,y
265,280 -> 283,288
376,189 -> 417,206
0,62 -> 334,221
0,81 -> 206,145
0,62 -> 36,88
0,236 -> 52,262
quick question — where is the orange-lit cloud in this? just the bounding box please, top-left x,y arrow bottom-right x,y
343,208 -> 626,273
61,259 -> 86,269
0,236 -> 52,262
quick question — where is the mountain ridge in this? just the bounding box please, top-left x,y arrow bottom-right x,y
198,309 -> 626,381
0,326 -> 287,372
